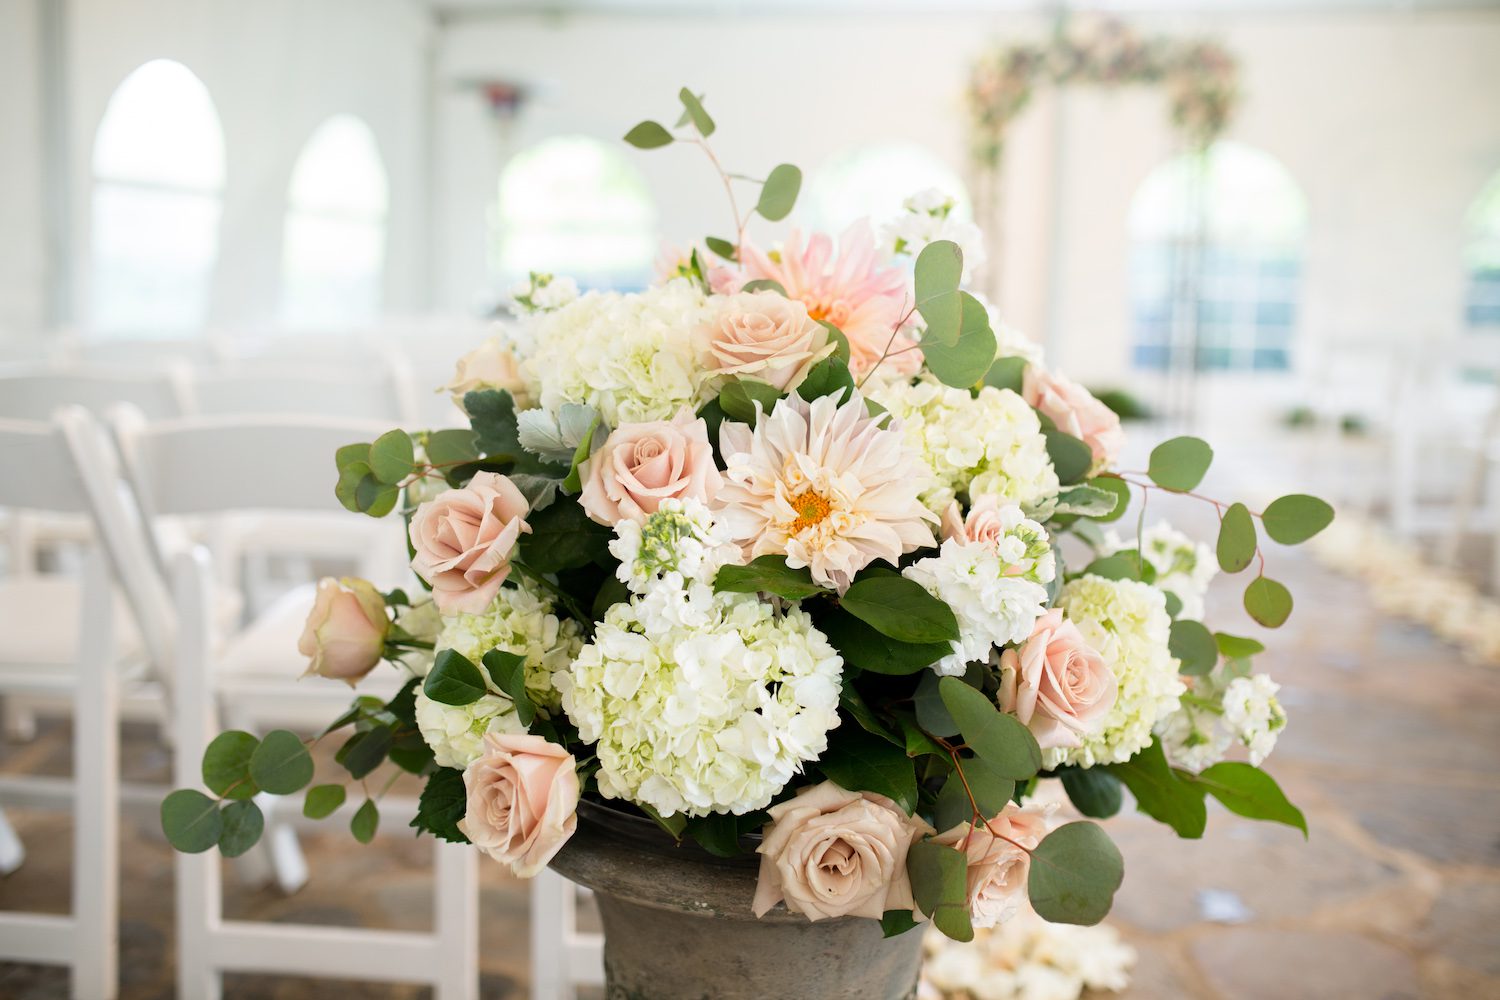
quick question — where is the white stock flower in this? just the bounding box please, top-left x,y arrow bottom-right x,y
1049,575 -> 1184,768
920,907 -> 1136,1000
884,210 -> 987,285
414,687 -> 526,769
1221,673 -> 1286,766
870,375 -> 1059,513
522,280 -> 710,426
1109,522 -> 1217,620
608,497 -> 737,595
509,271 -> 580,314
556,584 -> 843,817
436,580 -> 584,711
1159,671 -> 1286,770
1156,699 -> 1233,772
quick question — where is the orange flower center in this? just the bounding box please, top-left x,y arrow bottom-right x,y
789,489 -> 833,533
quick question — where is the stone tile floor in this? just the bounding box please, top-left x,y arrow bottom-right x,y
2,546 -> 1498,999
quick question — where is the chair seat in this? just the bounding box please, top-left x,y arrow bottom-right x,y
0,575 -> 144,668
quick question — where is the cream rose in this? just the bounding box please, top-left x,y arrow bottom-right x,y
442,336 -> 531,412
933,803 -> 1051,928
579,407 -> 723,526
694,291 -> 835,392
999,609 -> 1117,749
753,780 -> 934,922
1022,367 -> 1124,467
409,471 -> 531,614
297,577 -> 389,685
457,732 -> 579,877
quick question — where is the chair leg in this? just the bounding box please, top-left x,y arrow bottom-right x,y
530,868 -> 574,1000
433,841 -> 479,1000
0,806 -> 24,875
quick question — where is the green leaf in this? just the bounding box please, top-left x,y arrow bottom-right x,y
907,840 -> 974,942
248,730 -> 314,796
335,460 -> 370,513
984,356 -> 1028,394
818,609 -> 947,675
914,240 -> 963,346
796,355 -> 855,403
369,429 -> 415,485
1082,552 -> 1142,582
465,389 -> 531,463
424,649 -> 488,706
483,649 -> 535,725
161,789 -> 224,854
705,236 -> 737,261
1051,484 -> 1119,518
1169,619 -> 1219,676
921,292 -> 996,389
335,442 -> 371,471
1091,476 -> 1131,523
1059,767 -> 1123,819
820,321 -> 851,364
623,120 -> 674,149
714,555 -> 825,600
839,679 -> 902,748
1261,494 -> 1335,545
740,278 -> 787,296
880,909 -> 920,938
677,88 -> 714,136
517,497 -> 611,573
840,576 -> 959,645
933,757 -> 1015,832
717,377 -> 781,424
1214,632 -> 1265,658
894,711 -> 947,758
1244,576 -> 1293,628
638,802 -> 687,839
350,799 -> 380,844
201,730 -> 260,801
1217,502 -> 1257,573
1163,591 -> 1184,618
217,799 -> 265,858
1105,739 -> 1206,838
1044,429 -> 1094,486
1027,821 -> 1124,926
818,727 -> 918,814
354,474 -> 398,518
561,413 -> 602,495
1187,762 -> 1308,836
938,677 -> 1042,780
915,670 -> 961,737
424,428 -> 480,470
410,767 -> 469,844
682,813 -> 749,858
338,726 -> 394,780
1147,437 -> 1213,492
755,163 -> 802,221
303,784 -> 347,820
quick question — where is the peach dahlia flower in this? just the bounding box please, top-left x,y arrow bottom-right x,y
715,391 -> 937,593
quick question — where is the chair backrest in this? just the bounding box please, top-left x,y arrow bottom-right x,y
0,415 -> 95,515
0,365 -> 191,421
184,364 -> 409,422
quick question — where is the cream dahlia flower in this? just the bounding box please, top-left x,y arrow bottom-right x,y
715,391 -> 937,592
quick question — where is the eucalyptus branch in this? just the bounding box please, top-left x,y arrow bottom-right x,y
689,137 -> 748,257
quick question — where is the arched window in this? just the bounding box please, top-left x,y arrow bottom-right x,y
281,115 -> 390,328
494,136 -> 656,291
807,144 -> 972,233
90,60 -> 225,337
1129,142 -> 1307,372
1464,171 -> 1500,331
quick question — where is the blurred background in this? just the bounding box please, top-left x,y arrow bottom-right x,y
0,1 -> 1497,998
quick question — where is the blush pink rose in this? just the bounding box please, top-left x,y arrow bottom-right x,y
1022,367 -> 1125,467
442,337 -> 531,413
458,733 -> 580,877
297,577 -> 389,685
999,609 -> 1117,749
753,780 -> 934,922
933,803 -> 1052,928
694,291 -> 835,392
579,407 -> 723,526
940,494 -> 1020,548
409,471 -> 531,614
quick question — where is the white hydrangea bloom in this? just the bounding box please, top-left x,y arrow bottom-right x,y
1221,674 -> 1286,766
1049,575 -> 1184,768
522,280 -> 710,426
556,583 -> 843,817
1108,522 -> 1217,621
414,688 -> 526,769
870,375 -> 1059,513
436,580 -> 583,711
608,498 -> 737,596
903,510 -> 1055,676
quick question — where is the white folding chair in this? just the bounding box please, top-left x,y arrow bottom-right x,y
0,411 -> 129,999
529,869 -> 604,1000
81,412 -> 478,999
0,365 -> 192,422
184,362 -> 415,424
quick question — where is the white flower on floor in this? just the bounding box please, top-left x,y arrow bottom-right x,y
556,583 -> 843,817
436,579 -> 584,711
870,375 -> 1058,514
1221,674 -> 1286,765
903,505 -> 1054,675
1048,575 -> 1184,768
608,497 -> 737,596
1109,522 -> 1217,620
919,907 -> 1136,1000
414,688 -> 526,770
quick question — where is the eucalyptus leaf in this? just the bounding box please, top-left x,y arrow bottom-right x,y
914,241 -> 964,346
1091,476 -> 1131,523
1244,576 -> 1293,628
705,235 -> 737,261
756,164 -> 802,221
248,730 -> 314,796
1214,632 -> 1265,658
350,798 -> 380,844
933,757 -> 1015,832
938,677 -> 1042,780
1059,767 -> 1123,819
718,378 -> 782,424
1217,502 -> 1257,573
984,356 -> 1028,394
1027,822 -> 1124,925
677,88 -> 714,136
1147,437 -> 1213,492
161,789 -> 223,854
201,730 -> 259,801
369,429 -> 414,485
217,799 -> 265,858
1043,429 -> 1093,486
1261,494 -> 1335,545
907,840 -> 974,941
920,292 -> 995,389
303,783 -> 347,820
740,278 -> 787,296
623,120 -> 674,148
1169,619 -> 1219,676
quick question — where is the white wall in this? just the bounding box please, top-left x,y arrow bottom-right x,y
436,8 -> 1500,392
0,0 -> 46,336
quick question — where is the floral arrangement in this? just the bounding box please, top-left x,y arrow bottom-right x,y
162,91 -> 1331,943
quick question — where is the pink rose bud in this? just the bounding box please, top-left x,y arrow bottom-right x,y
458,733 -> 580,877
298,577 -> 389,686
409,471 -> 531,614
1022,366 -> 1125,468
999,609 -> 1118,749
579,407 -> 723,526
